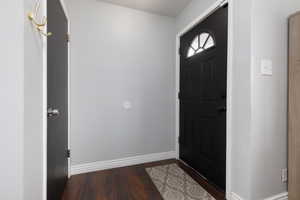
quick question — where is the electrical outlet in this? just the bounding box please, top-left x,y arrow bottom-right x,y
281,168 -> 288,183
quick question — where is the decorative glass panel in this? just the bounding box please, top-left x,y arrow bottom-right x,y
186,32 -> 215,58
196,48 -> 204,53
191,36 -> 199,50
187,48 -> 195,58
199,33 -> 209,47
204,36 -> 214,49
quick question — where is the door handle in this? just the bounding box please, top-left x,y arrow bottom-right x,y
217,107 -> 226,112
47,108 -> 60,117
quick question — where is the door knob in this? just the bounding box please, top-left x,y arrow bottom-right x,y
47,108 -> 60,117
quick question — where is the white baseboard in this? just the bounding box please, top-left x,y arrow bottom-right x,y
230,192 -> 288,200
71,151 -> 177,175
231,192 -> 244,200
264,192 -> 288,200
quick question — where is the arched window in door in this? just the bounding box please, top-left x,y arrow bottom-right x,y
187,32 -> 215,58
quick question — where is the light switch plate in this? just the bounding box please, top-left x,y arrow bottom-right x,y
261,59 -> 273,76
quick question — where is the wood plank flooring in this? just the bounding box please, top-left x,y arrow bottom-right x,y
62,159 -> 225,200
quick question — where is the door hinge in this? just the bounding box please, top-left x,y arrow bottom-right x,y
178,136 -> 182,144
66,33 -> 70,42
178,92 -> 181,99
178,46 -> 182,56
67,149 -> 71,158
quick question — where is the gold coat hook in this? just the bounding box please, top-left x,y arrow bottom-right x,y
27,1 -> 52,37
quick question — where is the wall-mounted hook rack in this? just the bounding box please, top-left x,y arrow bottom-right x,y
27,1 -> 52,37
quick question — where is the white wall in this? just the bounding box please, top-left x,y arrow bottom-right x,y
250,0 -> 300,199
0,1 -> 24,200
68,0 -> 176,165
230,0 -> 253,198
176,0 -> 218,32
23,0 -> 46,199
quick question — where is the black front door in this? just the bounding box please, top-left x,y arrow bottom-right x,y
47,0 -> 69,199
179,6 -> 228,190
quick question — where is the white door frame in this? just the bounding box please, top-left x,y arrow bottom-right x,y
175,0 -> 233,198
42,0 -> 71,199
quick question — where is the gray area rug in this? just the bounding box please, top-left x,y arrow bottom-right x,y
146,164 -> 216,200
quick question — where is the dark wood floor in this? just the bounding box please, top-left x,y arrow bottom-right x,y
62,159 -> 225,200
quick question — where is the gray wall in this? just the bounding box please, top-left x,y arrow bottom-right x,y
250,0 -> 300,199
0,1 -> 24,200
23,0 -> 46,199
68,0 -> 176,165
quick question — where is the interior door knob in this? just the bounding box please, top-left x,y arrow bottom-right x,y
48,108 -> 60,117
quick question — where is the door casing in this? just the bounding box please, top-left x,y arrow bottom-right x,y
175,0 -> 233,198
42,0 -> 70,200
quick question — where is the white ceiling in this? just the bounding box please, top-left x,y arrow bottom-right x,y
98,0 -> 192,17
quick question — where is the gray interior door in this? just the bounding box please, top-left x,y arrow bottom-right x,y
47,0 -> 69,199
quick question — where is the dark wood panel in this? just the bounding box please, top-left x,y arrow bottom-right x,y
62,159 -> 225,200
288,11 -> 300,200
